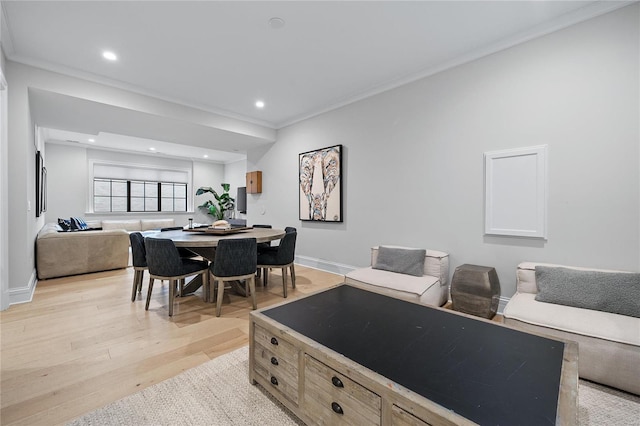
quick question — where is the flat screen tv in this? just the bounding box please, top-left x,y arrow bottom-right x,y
237,186 -> 247,213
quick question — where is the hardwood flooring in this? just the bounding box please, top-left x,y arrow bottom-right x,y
0,265 -> 344,426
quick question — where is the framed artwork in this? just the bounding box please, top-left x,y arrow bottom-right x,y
35,150 -> 44,217
484,145 -> 547,238
299,144 -> 342,222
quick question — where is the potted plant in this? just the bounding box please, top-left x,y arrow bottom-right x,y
196,183 -> 235,220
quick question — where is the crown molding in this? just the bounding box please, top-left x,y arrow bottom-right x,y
276,1 -> 635,129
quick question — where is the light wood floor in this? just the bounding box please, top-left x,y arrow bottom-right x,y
0,265 -> 344,426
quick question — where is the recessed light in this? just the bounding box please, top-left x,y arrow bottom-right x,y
149,147 -> 156,151
203,154 -> 209,158
88,138 -> 95,143
268,17 -> 285,29
255,100 -> 265,109
102,51 -> 118,61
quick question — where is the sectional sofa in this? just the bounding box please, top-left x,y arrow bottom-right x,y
36,218 -> 177,279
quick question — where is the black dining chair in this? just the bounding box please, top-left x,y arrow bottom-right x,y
252,224 -> 273,253
160,226 -> 199,259
144,237 -> 209,317
129,232 -> 147,302
208,238 -> 257,317
257,230 -> 297,297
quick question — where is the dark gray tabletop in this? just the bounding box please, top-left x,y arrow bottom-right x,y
262,285 -> 565,426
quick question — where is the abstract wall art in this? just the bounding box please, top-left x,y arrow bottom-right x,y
299,144 -> 342,222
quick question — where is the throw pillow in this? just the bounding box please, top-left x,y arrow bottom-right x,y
535,266 -> 640,318
372,246 -> 426,277
70,217 -> 89,230
58,218 -> 71,231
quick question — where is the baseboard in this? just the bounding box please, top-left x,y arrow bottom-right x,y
294,255 -> 356,276
9,269 -> 37,305
294,255 -> 512,314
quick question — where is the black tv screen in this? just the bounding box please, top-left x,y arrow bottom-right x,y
237,186 -> 247,213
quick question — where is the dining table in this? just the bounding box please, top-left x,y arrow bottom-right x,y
145,226 -> 286,295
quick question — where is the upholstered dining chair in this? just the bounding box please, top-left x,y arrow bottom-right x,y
257,230 -> 297,297
144,237 -> 209,317
208,238 -> 257,317
129,232 -> 147,302
252,224 -> 273,253
160,226 -> 199,259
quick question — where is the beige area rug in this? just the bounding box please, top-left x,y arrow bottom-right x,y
68,346 -> 639,426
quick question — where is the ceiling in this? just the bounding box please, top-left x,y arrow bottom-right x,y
1,1 -> 630,162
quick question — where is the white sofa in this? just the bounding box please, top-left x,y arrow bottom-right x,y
36,218 -> 177,279
503,262 -> 640,395
345,246 -> 449,307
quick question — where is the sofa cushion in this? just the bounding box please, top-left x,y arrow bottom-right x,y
346,267 -> 439,296
102,220 -> 142,232
70,217 -> 89,230
372,246 -> 426,277
141,218 -> 175,231
504,293 -> 640,346
535,266 -> 640,318
58,218 -> 71,231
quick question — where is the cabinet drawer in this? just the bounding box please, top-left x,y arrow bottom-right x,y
253,324 -> 299,404
391,405 -> 431,426
303,355 -> 381,426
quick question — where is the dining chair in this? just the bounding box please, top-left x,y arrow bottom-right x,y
257,230 -> 297,297
161,226 -> 199,259
144,237 -> 209,316
208,238 -> 257,317
129,232 -> 147,302
252,224 -> 273,252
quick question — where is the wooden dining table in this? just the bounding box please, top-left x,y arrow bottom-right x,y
145,227 -> 286,295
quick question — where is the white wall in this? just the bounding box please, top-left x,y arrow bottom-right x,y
192,160 -> 226,224
45,143 -> 234,227
224,158 -> 248,219
5,62 -> 250,304
247,5 -> 640,297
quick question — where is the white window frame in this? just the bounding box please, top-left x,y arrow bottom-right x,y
88,159 -> 193,213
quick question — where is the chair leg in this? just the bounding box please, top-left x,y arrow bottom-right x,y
290,264 -> 296,288
145,277 -> 155,310
249,275 -> 257,310
169,279 -> 176,317
263,268 -> 269,287
282,267 -> 288,298
216,280 -> 225,317
131,271 -> 139,302
138,270 -> 145,293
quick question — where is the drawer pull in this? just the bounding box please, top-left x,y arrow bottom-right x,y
270,337 -> 278,346
331,402 -> 344,415
270,376 -> 279,386
331,376 -> 344,388
270,357 -> 279,366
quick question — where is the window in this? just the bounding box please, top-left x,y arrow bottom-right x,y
94,179 -> 187,212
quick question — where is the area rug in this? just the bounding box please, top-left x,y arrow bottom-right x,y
68,346 -> 640,425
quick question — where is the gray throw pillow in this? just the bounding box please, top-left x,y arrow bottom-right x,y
372,246 -> 426,277
535,266 -> 640,318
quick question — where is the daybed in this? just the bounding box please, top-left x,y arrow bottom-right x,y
345,245 -> 450,307
503,262 -> 640,395
36,218 -> 177,279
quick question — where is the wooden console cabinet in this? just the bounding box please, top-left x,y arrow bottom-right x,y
249,285 -> 577,426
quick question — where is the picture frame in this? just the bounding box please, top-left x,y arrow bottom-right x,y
484,145 -> 547,238
299,144 -> 342,222
35,150 -> 47,217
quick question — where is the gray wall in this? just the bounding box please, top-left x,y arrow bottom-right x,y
247,5 -> 640,297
